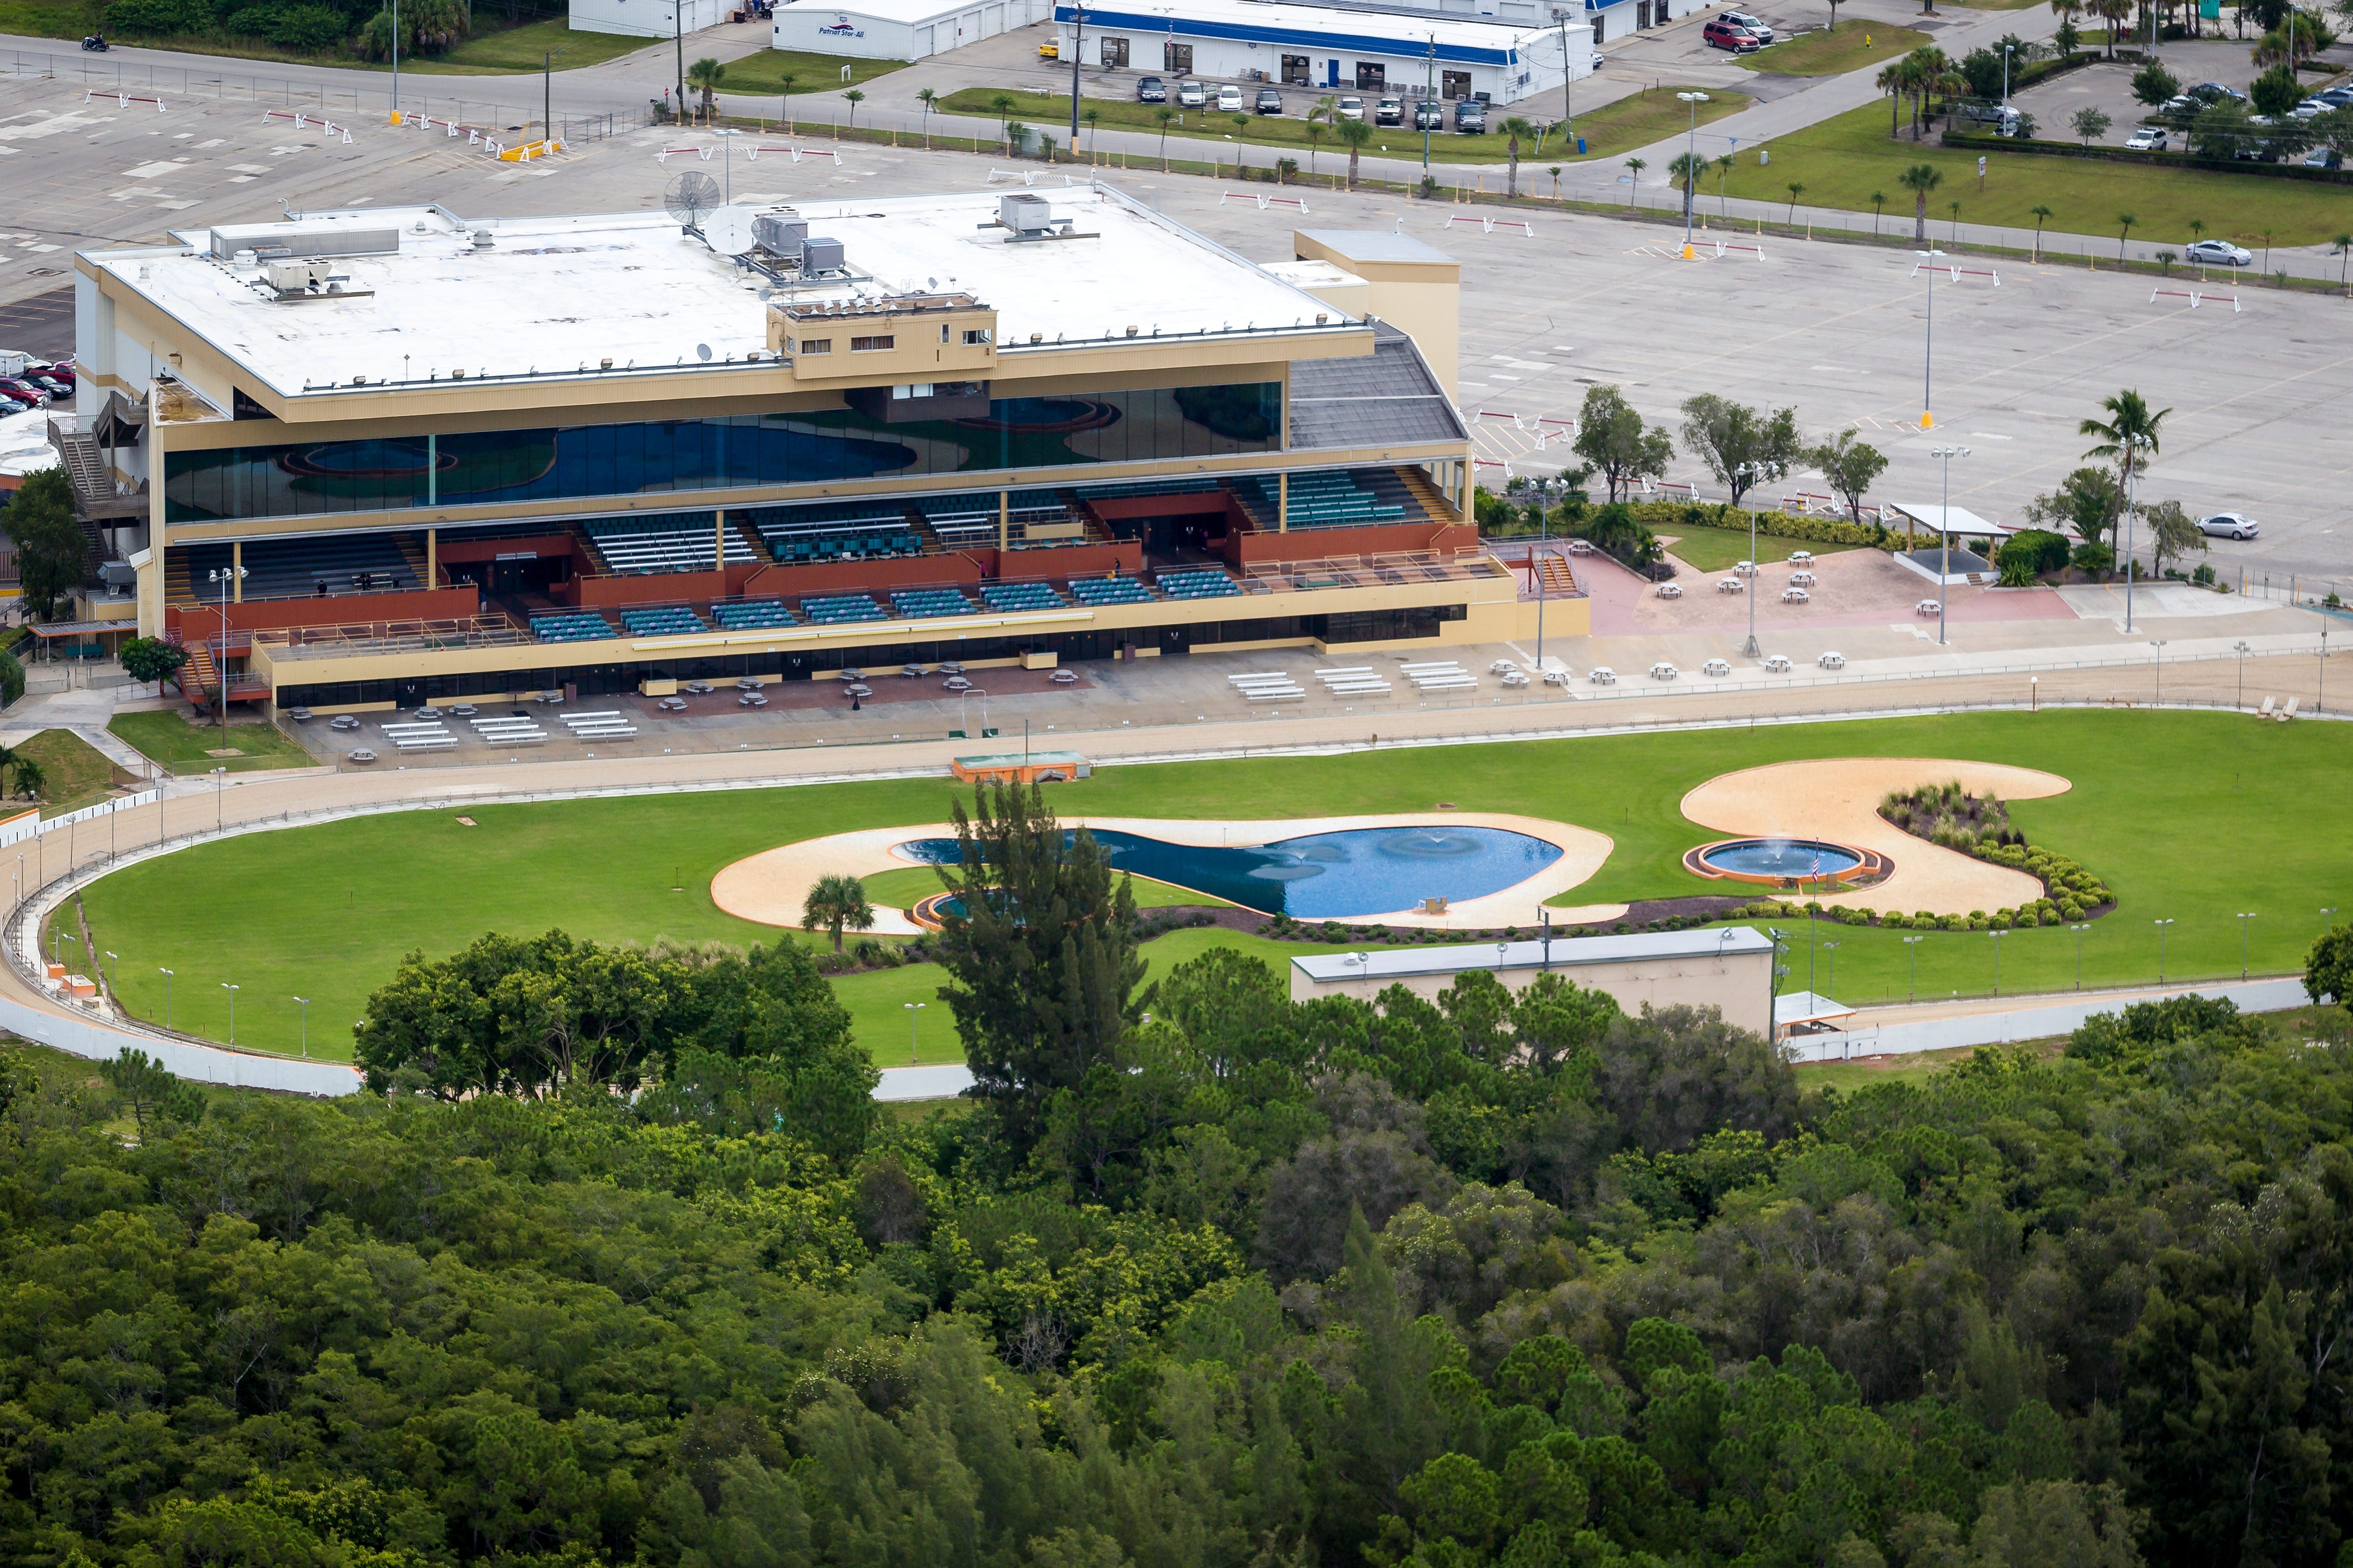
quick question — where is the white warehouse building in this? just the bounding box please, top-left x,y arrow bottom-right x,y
769,0 -> 1055,58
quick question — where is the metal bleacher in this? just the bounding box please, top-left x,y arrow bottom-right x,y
799,593 -> 888,625
744,503 -> 924,563
530,611 -> 615,644
1156,568 -> 1240,600
1070,575 -> 1155,606
181,535 -> 420,602
1237,469 -> 1415,529
581,512 -> 758,574
713,599 -> 797,630
620,605 -> 708,636
890,587 -> 979,620
981,580 -> 1064,612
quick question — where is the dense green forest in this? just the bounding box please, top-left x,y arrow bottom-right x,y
6,787 -> 2353,1568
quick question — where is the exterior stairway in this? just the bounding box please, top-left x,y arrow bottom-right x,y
1400,466 -> 1457,522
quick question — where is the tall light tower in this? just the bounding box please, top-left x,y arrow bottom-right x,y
1930,444 -> 1969,646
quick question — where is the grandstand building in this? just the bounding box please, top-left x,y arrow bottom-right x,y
63,187 -> 1575,713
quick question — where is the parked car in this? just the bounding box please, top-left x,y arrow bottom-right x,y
1036,37 -> 1058,58
2123,125 -> 2168,150
0,389 -> 39,413
1177,79 -> 1206,107
2189,81 -> 2247,104
2198,512 -> 2260,539
2304,146 -> 2344,169
1336,94 -> 1365,121
2185,238 -> 2253,266
2317,85 -> 2353,104
1136,75 -> 1166,102
1722,9 -> 1774,42
2292,97 -> 2330,119
1214,83 -> 1244,111
0,378 -> 50,407
1454,98 -> 1487,132
1703,18 -> 1761,51
1375,94 -> 1403,125
1414,99 -> 1446,130
1254,86 -> 1283,114
1956,100 -> 2021,135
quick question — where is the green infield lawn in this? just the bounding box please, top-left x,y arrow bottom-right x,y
71,711 -> 2353,1063
1656,524 -> 1864,574
16,730 -> 133,819
109,712 -> 317,776
928,83 -> 1748,168
1737,23 -> 1930,77
1721,100 -> 2349,248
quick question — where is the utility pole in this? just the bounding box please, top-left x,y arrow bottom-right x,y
390,0 -> 400,122
1069,1 -> 1083,147
1423,35 -> 1435,177
675,1 -> 686,126
543,48 -> 560,141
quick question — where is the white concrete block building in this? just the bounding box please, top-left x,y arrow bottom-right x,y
768,0 -> 1055,59
569,0 -> 730,42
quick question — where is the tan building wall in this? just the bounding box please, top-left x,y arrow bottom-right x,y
1289,231 -> 1462,402
1291,948 -> 1774,1039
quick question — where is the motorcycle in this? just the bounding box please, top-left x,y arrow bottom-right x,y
81,33 -> 108,48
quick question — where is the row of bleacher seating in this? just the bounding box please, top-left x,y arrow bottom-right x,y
982,581 -> 1064,612
621,605 -> 707,636
891,588 -> 978,620
742,503 -> 927,563
1235,470 -> 1414,530
1071,576 -> 1154,606
714,599 -> 797,630
1158,569 -> 1240,600
801,593 -> 887,625
531,611 -> 613,643
182,534 -> 420,603
583,513 -> 759,575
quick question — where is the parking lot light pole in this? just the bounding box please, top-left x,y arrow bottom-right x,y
904,1000 -> 925,1062
2235,639 -> 2251,709
1735,460 -> 1777,657
1677,91 -> 1709,255
1916,247 -> 1943,428
1930,445 -> 1968,646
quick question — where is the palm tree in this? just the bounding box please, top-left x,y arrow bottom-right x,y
1785,181 -> 1806,224
776,72 -> 797,134
686,56 -> 725,124
1304,120 -> 1327,181
1156,106 -> 1177,171
1875,56 -> 1913,137
1084,106 -> 1101,160
991,90 -> 1017,155
801,873 -> 875,952
1948,198 -> 1962,242
1870,188 -> 1887,234
2115,210 -> 2137,261
11,755 -> 43,802
2029,203 -> 2053,261
2335,233 -> 2353,297
1500,115 -> 1538,197
843,88 -> 864,131
1231,114 -> 1251,177
1670,150 -> 1707,225
1898,162 -> 1941,242
1336,118 -> 1373,190
2080,389 -> 2170,492
1623,155 -> 1645,207
916,86 -> 938,147
1716,153 -> 1735,212
1551,163 -> 1564,200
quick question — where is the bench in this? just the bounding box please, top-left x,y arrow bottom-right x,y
1413,677 -> 1477,692
1244,687 -> 1306,701
1327,682 -> 1394,695
394,736 -> 456,752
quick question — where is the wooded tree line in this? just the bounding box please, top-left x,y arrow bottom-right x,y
7,784 -> 2353,1568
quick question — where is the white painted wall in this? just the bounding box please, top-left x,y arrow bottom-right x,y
569,0 -> 729,43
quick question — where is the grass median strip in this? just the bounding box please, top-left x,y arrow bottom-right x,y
1720,100 -> 2349,248
1737,22 -> 1929,77
930,84 -> 1748,168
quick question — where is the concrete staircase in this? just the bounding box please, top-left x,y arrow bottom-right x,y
1400,466 -> 1457,522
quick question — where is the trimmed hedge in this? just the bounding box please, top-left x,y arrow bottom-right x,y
1941,127 -> 2353,184
1625,499 -> 1905,550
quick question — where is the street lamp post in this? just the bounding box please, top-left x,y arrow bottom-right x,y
206,566 -> 246,730
1534,475 -> 1552,679
2154,918 -> 2174,983
160,966 -> 173,1028
1990,926 -> 2003,996
2235,639 -> 2252,710
2002,43 -> 2014,104
2150,638 -> 2168,707
1676,91 -> 1709,254
1068,1 -> 1084,147
1916,246 -> 1943,428
293,995 -> 310,1057
2069,923 -> 2089,989
2236,912 -> 2256,981
904,1000 -> 925,1062
1930,445 -> 1969,646
1903,934 -> 1926,1002
1735,460 -> 1780,657
221,981 -> 239,1045
104,950 -> 116,999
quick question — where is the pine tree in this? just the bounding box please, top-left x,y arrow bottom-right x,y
932,782 -> 1142,1153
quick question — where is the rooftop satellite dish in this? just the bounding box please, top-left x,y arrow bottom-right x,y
703,204 -> 757,257
664,170 -> 723,232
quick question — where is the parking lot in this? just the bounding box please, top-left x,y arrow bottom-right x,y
2010,45 -> 2351,150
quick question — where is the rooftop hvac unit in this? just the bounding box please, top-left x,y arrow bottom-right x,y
801,236 -> 846,274
999,194 -> 1052,235
754,212 -> 808,259
209,223 -> 400,261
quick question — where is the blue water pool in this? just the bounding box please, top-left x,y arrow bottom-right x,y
895,825 -> 1563,918
1698,838 -> 1863,879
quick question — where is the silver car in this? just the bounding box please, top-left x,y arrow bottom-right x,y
2197,511 -> 2260,539
2184,238 -> 2252,266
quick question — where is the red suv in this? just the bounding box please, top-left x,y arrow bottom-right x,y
1704,18 -> 1760,50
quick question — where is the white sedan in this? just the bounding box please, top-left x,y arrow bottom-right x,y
2198,511 -> 2260,539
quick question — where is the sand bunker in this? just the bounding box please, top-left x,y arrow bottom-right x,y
712,812 -> 1622,933
1680,758 -> 2072,916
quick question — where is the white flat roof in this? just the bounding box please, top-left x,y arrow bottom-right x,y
1056,0 -> 1554,59
1886,503 -> 2001,535
1291,926 -> 1773,983
99,186 -> 1353,401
